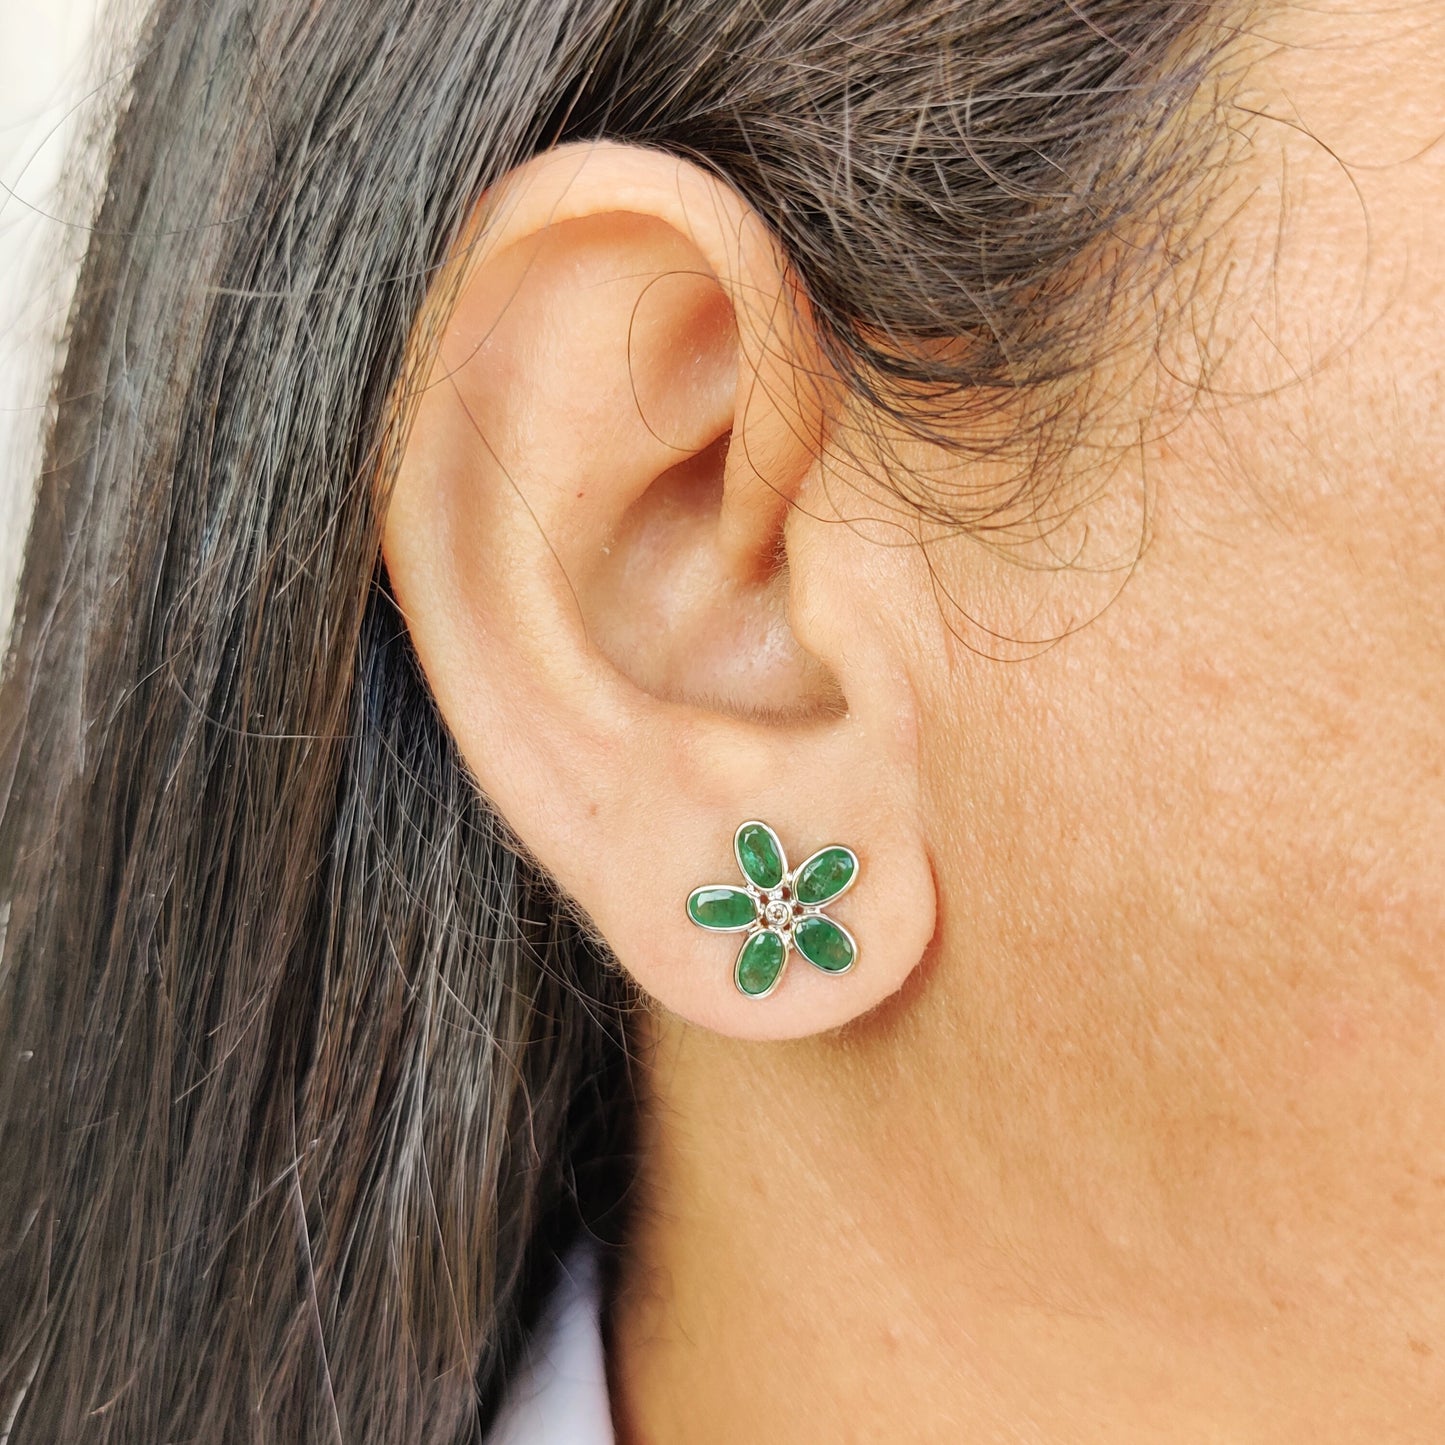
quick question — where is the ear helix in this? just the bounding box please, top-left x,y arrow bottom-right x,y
686,820 -> 860,999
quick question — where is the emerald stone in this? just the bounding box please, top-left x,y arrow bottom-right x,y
794,847 -> 856,905
735,929 -> 786,996
794,915 -> 855,972
687,886 -> 755,931
735,822 -> 784,889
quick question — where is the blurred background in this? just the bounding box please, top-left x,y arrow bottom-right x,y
1,0 -> 101,633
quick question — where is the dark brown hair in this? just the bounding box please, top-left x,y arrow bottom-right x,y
1,2 -> 1241,1438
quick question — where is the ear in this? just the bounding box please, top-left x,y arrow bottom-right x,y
384,141 -> 934,1041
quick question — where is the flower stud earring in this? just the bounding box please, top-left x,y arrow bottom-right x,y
686,820 -> 859,999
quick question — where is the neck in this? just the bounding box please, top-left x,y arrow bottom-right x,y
605,984 -> 1436,1444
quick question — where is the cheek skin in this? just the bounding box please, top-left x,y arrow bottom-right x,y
907,545 -> 1445,1372
892,0 -> 1445,1364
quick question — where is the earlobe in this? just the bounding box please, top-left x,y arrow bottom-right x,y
383,141 -> 936,1041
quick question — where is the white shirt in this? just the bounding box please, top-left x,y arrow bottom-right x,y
484,1240 -> 614,1444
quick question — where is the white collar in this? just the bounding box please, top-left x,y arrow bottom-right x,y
484,1239 -> 614,1444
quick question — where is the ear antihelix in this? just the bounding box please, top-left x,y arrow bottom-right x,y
686,819 -> 860,999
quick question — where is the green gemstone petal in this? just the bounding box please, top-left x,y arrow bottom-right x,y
735,929 -> 787,996
794,846 -> 858,905
794,914 -> 856,973
687,886 -> 756,931
735,821 -> 785,889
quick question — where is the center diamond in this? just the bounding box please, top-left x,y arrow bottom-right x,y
762,893 -> 793,930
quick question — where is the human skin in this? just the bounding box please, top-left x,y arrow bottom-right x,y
385,1 -> 1445,1439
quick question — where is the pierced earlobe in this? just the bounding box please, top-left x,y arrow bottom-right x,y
686,820 -> 859,999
